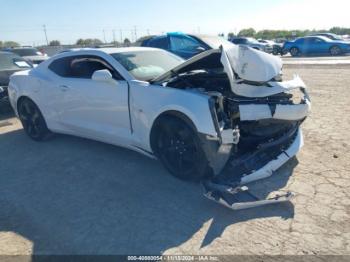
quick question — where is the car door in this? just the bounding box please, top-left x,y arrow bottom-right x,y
47,55 -> 131,144
313,38 -> 328,54
299,38 -> 311,54
307,37 -> 326,54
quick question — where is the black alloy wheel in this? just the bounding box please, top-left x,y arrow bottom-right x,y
154,117 -> 211,181
18,98 -> 52,141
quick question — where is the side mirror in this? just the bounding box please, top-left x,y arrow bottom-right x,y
92,69 -> 114,83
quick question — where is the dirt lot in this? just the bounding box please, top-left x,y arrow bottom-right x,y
0,65 -> 349,256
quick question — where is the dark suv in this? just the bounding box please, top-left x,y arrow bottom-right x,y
0,51 -> 33,100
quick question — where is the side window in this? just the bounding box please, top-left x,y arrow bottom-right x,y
313,38 -> 324,43
148,37 -> 169,49
304,38 -> 317,44
70,58 -> 112,79
170,36 -> 201,51
48,56 -> 72,77
48,55 -> 123,80
232,39 -> 246,44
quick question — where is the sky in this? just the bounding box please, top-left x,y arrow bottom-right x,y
1,0 -> 350,45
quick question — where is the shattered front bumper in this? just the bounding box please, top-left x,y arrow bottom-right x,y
203,128 -> 303,210
200,74 -> 310,211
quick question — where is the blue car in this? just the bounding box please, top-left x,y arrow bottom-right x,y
141,32 -> 231,59
283,36 -> 350,57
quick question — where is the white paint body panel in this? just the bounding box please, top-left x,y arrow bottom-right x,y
8,47 -> 308,167
8,48 -> 217,154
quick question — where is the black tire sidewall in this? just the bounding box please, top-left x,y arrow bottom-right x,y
290,47 -> 299,57
154,116 -> 211,181
18,98 -> 51,141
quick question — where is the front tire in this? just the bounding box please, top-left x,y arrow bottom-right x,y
330,46 -> 341,56
153,116 -> 211,181
18,98 -> 52,141
290,47 -> 300,57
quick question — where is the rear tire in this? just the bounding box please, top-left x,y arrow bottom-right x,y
330,46 -> 341,56
17,98 -> 52,141
290,47 -> 300,57
153,116 -> 212,181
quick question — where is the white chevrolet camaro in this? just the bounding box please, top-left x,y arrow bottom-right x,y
8,45 -> 311,210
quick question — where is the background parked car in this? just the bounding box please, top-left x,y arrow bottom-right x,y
230,37 -> 273,53
283,36 -> 350,56
258,39 -> 285,55
140,32 -> 232,59
310,32 -> 345,41
8,47 -> 49,65
0,51 -> 33,100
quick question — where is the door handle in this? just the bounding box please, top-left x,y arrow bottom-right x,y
59,85 -> 70,92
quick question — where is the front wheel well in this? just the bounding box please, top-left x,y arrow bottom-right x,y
16,96 -> 32,112
149,111 -> 197,154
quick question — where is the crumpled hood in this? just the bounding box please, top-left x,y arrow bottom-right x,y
154,44 -> 282,84
154,44 -> 306,98
221,45 -> 282,82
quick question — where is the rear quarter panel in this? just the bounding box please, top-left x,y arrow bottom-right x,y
8,70 -> 37,115
9,68 -> 55,124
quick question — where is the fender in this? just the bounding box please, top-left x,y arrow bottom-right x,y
128,81 -> 219,152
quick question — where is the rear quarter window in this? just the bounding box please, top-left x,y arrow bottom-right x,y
48,56 -> 72,77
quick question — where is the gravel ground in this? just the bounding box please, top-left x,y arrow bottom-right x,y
0,65 -> 349,257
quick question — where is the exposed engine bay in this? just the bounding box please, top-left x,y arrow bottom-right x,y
154,45 -> 311,210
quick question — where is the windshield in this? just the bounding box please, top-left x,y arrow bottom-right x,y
12,48 -> 43,57
198,35 -> 233,49
111,50 -> 184,81
0,53 -> 32,71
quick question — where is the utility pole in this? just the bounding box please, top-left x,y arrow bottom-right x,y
43,24 -> 49,46
103,29 -> 107,43
134,26 -> 137,41
147,29 -> 150,35
112,29 -> 116,44
120,29 -> 123,44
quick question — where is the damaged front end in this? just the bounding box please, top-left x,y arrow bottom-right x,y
154,45 -> 311,210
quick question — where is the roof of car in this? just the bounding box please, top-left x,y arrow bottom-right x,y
299,36 -> 330,41
62,46 -> 162,54
11,47 -> 38,50
315,33 -> 337,36
100,47 -> 161,53
0,51 -> 19,55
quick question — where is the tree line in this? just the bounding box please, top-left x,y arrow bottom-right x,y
1,38 -> 133,48
2,27 -> 350,48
